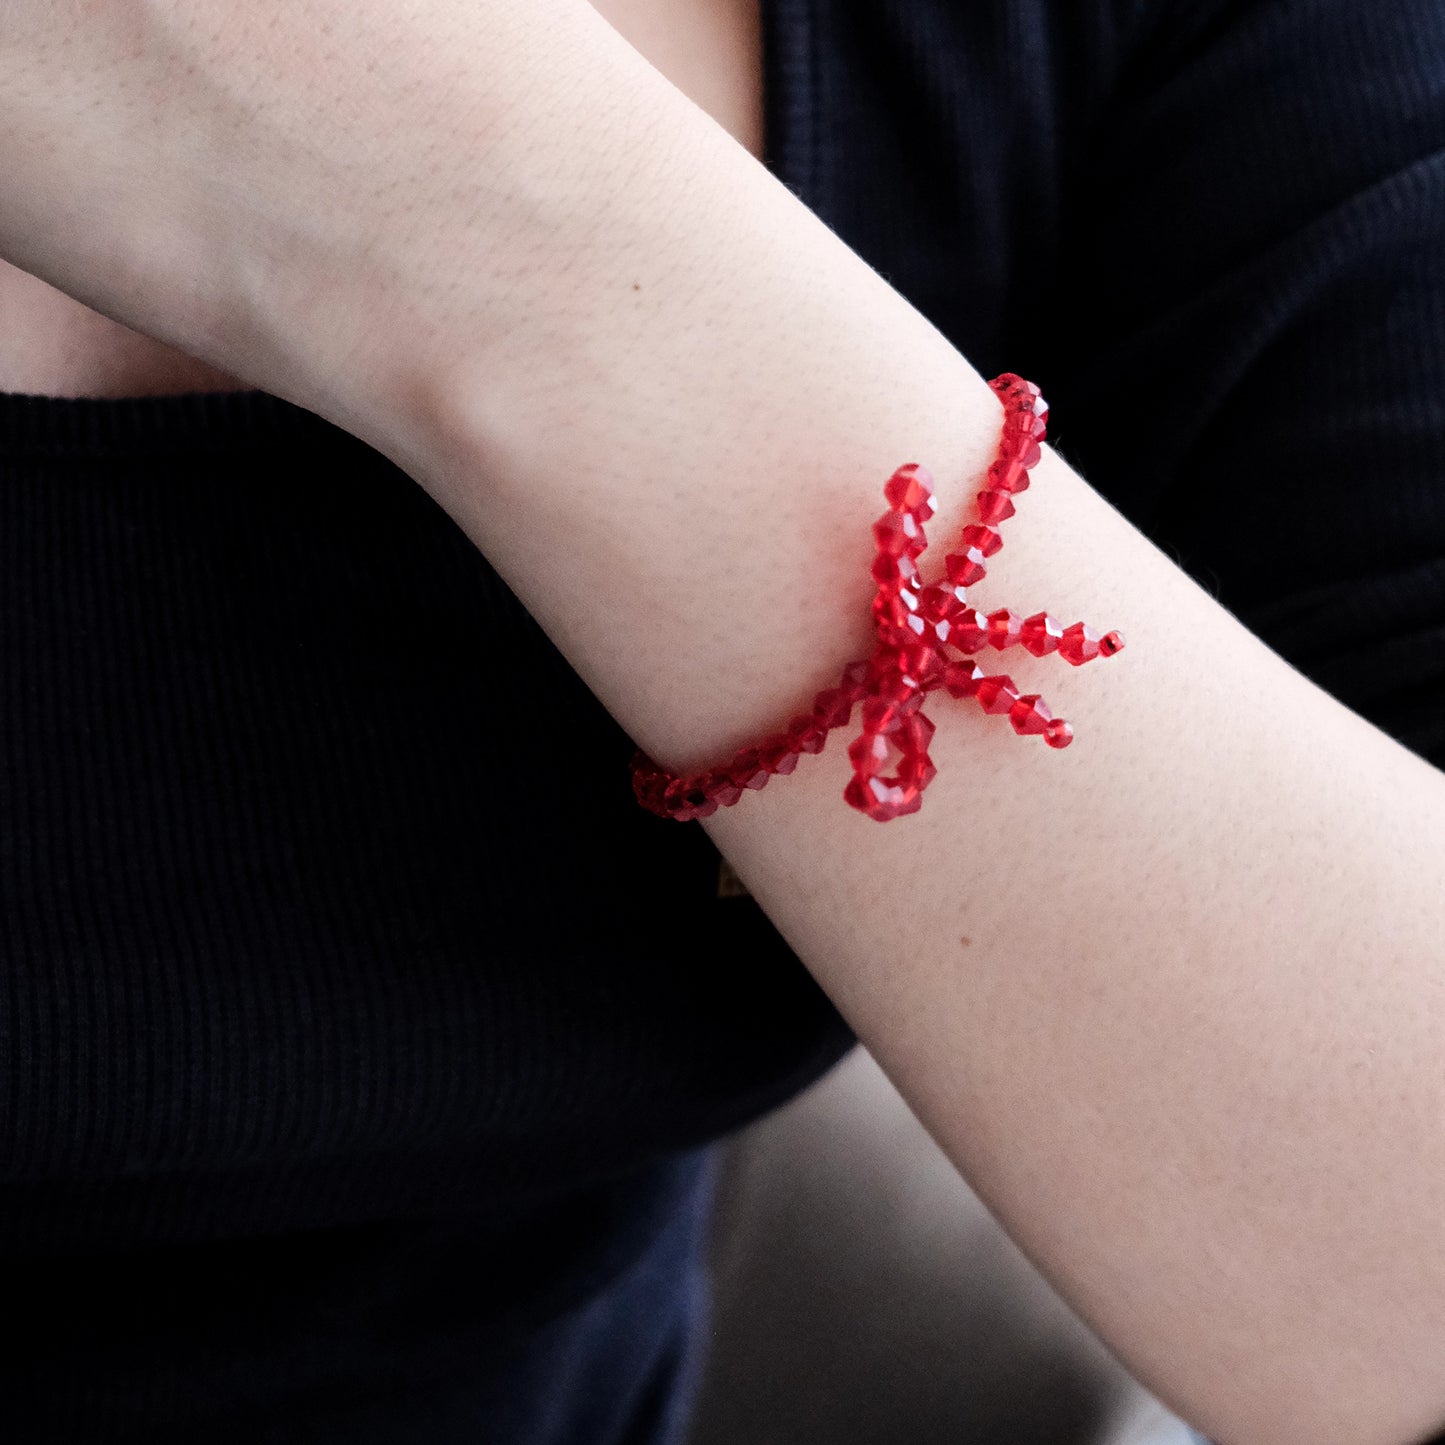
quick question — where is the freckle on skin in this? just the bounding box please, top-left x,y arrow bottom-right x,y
960,936 -> 971,948
632,282 -> 640,291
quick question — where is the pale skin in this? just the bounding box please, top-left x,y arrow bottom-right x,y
0,4 -> 1442,1443
0,0 -> 761,397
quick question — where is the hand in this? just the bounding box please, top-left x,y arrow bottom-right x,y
0,0 -> 680,446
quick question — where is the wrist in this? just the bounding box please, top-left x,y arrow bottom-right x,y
411,107 -> 1018,772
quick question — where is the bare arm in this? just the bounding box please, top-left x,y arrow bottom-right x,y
2,3 -> 1442,1441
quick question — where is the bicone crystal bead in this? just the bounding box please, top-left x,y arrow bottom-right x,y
664,778 -> 718,819
945,549 -> 988,587
942,659 -> 984,697
883,463 -> 938,521
1020,611 -> 1064,655
873,664 -> 918,705
987,457 -> 1030,493
975,489 -> 1016,525
1009,693 -> 1051,736
632,761 -> 669,813
872,550 -> 921,589
872,509 -> 925,557
844,774 -> 923,822
898,642 -> 944,689
787,714 -> 829,754
902,711 -> 936,753
1014,437 -> 1042,468
730,749 -> 771,789
759,738 -> 801,774
813,686 -> 853,728
871,586 -> 925,637
959,523 -> 1003,557
1045,717 -> 1074,748
975,675 -> 1020,714
860,696 -> 906,735
919,584 -> 968,625
950,608 -> 991,653
987,607 -> 1024,649
847,730 -> 891,775
702,769 -> 744,806
1099,630 -> 1125,656
899,751 -> 936,788
1059,622 -> 1103,665
791,713 -> 826,751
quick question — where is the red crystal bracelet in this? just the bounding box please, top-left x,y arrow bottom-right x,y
630,373 -> 1124,823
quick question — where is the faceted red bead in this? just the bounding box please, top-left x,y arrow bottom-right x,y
942,659 -> 984,697
899,751 -> 936,789
959,523 -> 1003,557
1045,717 -> 1074,748
842,659 -> 873,694
987,607 -> 1024,649
730,749 -> 771,790
975,488 -> 1016,525
702,769 -> 744,806
663,778 -> 718,820
901,711 -> 936,754
1099,630 -> 1125,656
871,550 -> 921,589
975,675 -> 1020,714
917,585 -> 949,621
1020,611 -> 1063,656
843,775 -> 922,822
898,641 -> 944,688
1010,412 -> 1048,441
786,713 -> 829,754
1059,622 -> 1103,665
861,696 -> 906,735
1009,693 -> 1051,736
871,586 -> 925,638
1013,437 -> 1043,468
633,766 -> 669,813
873,664 -> 918,705
883,463 -> 938,521
812,686 -> 853,728
987,457 -> 1030,493
950,608 -> 991,653
945,548 -> 988,587
759,738 -> 801,775
847,730 -> 890,775
872,509 -> 925,558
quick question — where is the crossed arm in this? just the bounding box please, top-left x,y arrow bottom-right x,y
2,2 -> 1442,1441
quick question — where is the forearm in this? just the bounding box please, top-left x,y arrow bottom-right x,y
389,33 -> 1445,1445
3,3 -> 1442,1442
438,222 -> 1445,1445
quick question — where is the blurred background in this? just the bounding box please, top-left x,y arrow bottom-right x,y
687,1045 -> 1201,1445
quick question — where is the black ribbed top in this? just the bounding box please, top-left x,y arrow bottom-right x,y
4,0 -> 1445,1441
0,376 -> 853,1250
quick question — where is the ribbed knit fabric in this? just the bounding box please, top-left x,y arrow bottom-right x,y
2,0 -> 1443,1441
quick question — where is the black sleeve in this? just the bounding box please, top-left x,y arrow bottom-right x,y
1038,0 -> 1445,776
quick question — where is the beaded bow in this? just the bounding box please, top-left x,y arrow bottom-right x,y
632,374 -> 1124,822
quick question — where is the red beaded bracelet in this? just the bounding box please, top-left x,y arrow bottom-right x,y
630,373 -> 1124,823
